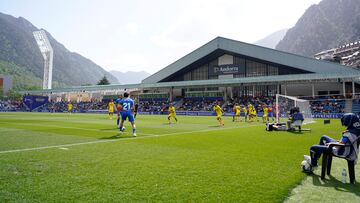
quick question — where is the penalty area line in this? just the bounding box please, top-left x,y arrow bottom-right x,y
0,124 -> 262,154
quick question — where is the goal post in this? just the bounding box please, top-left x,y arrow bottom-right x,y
275,94 -> 314,124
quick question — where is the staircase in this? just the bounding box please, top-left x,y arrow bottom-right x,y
174,99 -> 184,108
352,99 -> 360,113
345,99 -> 353,113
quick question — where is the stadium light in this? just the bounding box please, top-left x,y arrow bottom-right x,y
33,30 -> 54,89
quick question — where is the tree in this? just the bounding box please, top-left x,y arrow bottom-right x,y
7,89 -> 22,101
0,88 -> 4,100
97,75 -> 110,85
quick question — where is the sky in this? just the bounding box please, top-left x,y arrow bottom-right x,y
0,0 -> 322,74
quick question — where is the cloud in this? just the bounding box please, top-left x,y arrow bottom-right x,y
125,22 -> 139,35
149,0 -> 250,50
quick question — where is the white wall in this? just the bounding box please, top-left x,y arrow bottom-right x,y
172,88 -> 182,98
218,54 -> 233,65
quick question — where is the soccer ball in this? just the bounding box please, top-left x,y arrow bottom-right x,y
301,160 -> 311,172
120,126 -> 126,132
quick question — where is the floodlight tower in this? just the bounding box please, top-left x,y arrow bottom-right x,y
33,30 -> 54,89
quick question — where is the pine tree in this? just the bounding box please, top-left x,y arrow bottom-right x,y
97,76 -> 110,85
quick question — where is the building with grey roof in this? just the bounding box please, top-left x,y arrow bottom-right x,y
21,37 -> 360,101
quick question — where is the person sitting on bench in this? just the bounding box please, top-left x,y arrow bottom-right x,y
303,113 -> 360,173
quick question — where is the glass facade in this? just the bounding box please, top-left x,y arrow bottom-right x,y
232,85 -> 279,97
246,60 -> 267,77
183,59 -> 216,81
185,91 -> 223,98
182,55 -> 283,81
268,65 -> 279,76
192,65 -> 208,80
164,53 -> 311,97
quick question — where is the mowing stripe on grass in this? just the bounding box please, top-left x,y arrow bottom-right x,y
0,121 -> 222,134
0,121 -> 117,132
0,124 -> 262,154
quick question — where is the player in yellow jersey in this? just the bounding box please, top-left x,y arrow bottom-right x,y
213,102 -> 224,127
248,103 -> 254,121
67,102 -> 73,114
262,105 -> 269,123
233,103 -> 241,122
248,103 -> 253,112
108,99 -> 115,119
168,104 -> 178,124
249,107 -> 258,122
242,105 -> 248,122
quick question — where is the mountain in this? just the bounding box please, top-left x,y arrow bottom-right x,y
276,0 -> 360,57
254,29 -> 288,49
0,12 -> 118,90
110,70 -> 151,84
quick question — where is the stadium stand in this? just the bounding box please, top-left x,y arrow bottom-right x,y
0,100 -> 27,112
310,99 -> 345,114
1,95 -> 348,116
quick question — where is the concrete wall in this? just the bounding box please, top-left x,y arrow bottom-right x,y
0,75 -> 13,94
173,88 -> 182,99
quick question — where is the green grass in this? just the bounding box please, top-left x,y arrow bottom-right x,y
0,112 -> 358,202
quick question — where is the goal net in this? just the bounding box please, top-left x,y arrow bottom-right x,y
275,94 -> 314,124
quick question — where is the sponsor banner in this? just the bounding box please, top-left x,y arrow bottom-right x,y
176,112 -> 187,116
197,112 -> 214,116
23,95 -> 49,111
312,113 -> 343,118
186,112 -> 198,116
67,110 -> 344,119
86,110 -> 108,114
209,64 -> 245,76
279,113 -> 343,118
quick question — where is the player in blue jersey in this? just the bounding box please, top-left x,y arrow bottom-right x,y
115,95 -> 123,127
118,92 -> 137,137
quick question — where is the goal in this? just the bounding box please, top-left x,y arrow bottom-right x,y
275,94 -> 314,124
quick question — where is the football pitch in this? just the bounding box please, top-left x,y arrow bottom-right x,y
0,112 -> 359,202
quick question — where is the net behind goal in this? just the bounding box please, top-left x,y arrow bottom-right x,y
275,94 -> 314,124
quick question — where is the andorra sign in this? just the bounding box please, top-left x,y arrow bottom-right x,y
209,64 -> 245,76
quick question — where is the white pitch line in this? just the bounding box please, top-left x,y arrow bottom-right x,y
59,147 -> 69,150
0,124 -> 262,154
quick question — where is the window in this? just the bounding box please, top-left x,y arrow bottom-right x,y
234,73 -> 245,78
184,71 -> 191,81
192,65 -> 208,80
268,66 -> 278,76
234,56 -> 246,78
254,85 -> 267,97
234,56 -> 245,66
267,85 -> 278,96
246,60 -> 267,77
207,87 -> 219,91
209,75 -> 218,80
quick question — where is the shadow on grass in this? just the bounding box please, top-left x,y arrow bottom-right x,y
288,131 -> 305,135
99,127 -> 119,131
162,123 -> 175,125
99,133 -> 134,139
311,173 -> 360,196
208,125 -> 221,128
